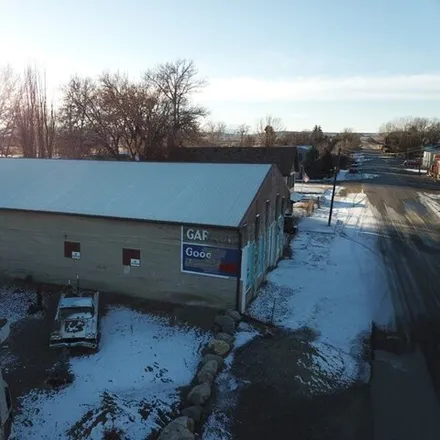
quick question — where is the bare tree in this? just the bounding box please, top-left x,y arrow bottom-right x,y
0,66 -> 17,156
237,124 -> 249,147
339,128 -> 360,152
15,67 -> 56,158
380,117 -> 440,154
58,60 -> 208,160
58,78 -> 96,158
59,75 -> 125,158
256,115 -> 284,147
144,60 -> 208,150
204,121 -> 227,146
243,134 -> 256,147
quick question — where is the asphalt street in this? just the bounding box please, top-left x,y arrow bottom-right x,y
349,149 -> 440,440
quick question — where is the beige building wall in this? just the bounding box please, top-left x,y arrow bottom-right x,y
0,211 -> 238,309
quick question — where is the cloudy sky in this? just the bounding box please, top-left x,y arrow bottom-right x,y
1,0 -> 439,132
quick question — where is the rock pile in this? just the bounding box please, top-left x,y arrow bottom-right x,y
157,309 -> 241,440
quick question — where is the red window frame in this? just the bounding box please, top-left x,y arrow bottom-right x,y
122,248 -> 141,267
64,241 -> 81,259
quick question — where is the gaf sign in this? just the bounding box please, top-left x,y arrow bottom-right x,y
182,226 -> 238,246
185,229 -> 209,241
181,226 -> 240,278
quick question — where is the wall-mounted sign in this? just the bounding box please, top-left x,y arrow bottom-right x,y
182,243 -> 240,278
182,226 -> 239,246
130,258 -> 140,267
181,226 -> 240,278
71,251 -> 81,260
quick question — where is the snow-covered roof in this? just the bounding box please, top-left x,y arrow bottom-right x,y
0,158 -> 272,227
60,296 -> 94,309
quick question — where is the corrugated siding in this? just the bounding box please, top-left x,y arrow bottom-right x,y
0,159 -> 271,227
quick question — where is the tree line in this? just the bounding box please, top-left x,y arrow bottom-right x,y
0,60 -> 207,159
0,59 -> 365,160
380,117 -> 440,154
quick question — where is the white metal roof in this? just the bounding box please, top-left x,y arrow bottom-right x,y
0,159 -> 271,227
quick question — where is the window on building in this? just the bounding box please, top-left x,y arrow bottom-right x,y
64,241 -> 81,259
281,196 -> 286,214
255,214 -> 260,241
122,248 -> 141,267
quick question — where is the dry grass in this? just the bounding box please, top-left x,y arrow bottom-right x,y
293,200 -> 315,216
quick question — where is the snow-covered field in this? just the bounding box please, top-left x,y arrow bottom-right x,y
1,293 -> 210,440
250,186 -> 390,382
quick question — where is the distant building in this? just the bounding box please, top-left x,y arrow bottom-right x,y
0,159 -> 291,311
148,146 -> 299,191
422,144 -> 440,168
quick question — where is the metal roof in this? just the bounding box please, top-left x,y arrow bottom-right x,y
0,158 -> 272,227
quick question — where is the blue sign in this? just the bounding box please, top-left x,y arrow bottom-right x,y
182,243 -> 240,278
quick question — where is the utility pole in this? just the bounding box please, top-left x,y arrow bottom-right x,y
328,148 -> 341,227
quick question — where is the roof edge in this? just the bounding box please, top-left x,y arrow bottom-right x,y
0,207 -> 239,230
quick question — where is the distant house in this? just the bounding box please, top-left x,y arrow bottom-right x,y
148,146 -> 299,190
422,144 -> 440,168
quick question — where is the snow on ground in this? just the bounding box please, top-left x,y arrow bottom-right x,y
419,193 -> 440,218
249,186 -> 390,383
352,153 -> 372,163
202,323 -> 259,440
337,169 -> 378,181
0,320 -> 9,344
10,307 -> 210,440
0,286 -> 40,324
405,168 -> 427,174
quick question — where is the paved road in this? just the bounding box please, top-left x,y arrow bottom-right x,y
350,149 -> 440,440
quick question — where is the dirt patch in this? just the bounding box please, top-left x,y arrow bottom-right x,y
0,292 -> 68,406
98,291 -> 219,331
229,328 -> 372,440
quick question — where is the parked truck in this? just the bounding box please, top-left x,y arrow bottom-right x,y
0,319 -> 11,440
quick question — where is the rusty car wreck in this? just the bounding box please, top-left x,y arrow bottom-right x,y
50,292 -> 100,350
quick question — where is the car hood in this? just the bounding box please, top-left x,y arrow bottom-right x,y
60,318 -> 94,338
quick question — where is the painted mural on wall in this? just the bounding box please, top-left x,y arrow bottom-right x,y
245,242 -> 255,292
258,238 -> 264,276
181,226 -> 240,278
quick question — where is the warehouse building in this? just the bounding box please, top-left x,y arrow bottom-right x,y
0,159 -> 290,310
147,146 -> 299,191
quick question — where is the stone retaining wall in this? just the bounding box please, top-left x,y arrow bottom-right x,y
157,310 -> 241,440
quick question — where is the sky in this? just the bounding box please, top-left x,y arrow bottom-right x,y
0,0 -> 439,132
